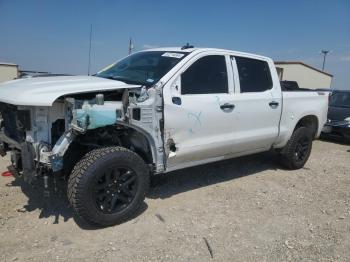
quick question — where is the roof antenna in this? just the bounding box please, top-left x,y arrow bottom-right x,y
181,43 -> 194,50
87,24 -> 93,76
129,38 -> 134,55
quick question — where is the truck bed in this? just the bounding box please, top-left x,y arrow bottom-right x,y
273,91 -> 329,148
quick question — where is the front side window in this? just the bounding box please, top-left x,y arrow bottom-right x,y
96,51 -> 188,86
235,56 -> 272,93
181,55 -> 228,94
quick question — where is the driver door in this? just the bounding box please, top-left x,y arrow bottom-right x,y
163,53 -> 237,170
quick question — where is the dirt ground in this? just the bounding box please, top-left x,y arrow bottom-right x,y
0,139 -> 349,262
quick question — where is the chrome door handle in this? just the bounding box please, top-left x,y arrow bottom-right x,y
269,101 -> 279,108
220,103 -> 235,112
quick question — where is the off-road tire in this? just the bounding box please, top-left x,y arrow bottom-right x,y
67,147 -> 150,226
280,127 -> 313,170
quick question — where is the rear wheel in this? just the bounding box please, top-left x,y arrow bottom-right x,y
280,127 -> 313,170
67,147 -> 150,226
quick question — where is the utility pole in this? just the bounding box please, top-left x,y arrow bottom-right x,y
88,24 -> 93,75
320,49 -> 330,71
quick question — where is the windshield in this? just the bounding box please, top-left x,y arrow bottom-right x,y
330,92 -> 350,108
96,51 -> 188,86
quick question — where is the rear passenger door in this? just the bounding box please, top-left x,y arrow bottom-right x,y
229,56 -> 282,151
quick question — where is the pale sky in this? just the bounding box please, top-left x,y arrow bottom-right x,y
0,0 -> 349,89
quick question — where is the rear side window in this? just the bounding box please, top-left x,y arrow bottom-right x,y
181,55 -> 228,94
235,56 -> 272,93
330,92 -> 350,108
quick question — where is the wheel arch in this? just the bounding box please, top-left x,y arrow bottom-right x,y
293,115 -> 319,139
274,114 -> 320,149
62,123 -> 158,175
117,122 -> 158,165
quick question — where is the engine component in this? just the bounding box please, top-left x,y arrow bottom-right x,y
68,98 -> 123,132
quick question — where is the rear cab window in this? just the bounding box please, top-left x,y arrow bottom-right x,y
234,56 -> 273,93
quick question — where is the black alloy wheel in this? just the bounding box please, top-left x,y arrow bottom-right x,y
68,147 -> 150,226
280,127 -> 313,170
93,167 -> 138,214
294,136 -> 311,163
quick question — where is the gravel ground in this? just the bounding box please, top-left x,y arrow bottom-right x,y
0,139 -> 349,262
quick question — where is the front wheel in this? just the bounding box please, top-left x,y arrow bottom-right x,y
279,127 -> 313,170
67,147 -> 150,226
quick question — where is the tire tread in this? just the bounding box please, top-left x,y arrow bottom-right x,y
67,146 -> 149,226
280,127 -> 313,170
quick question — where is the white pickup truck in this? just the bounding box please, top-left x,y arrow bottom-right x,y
0,47 -> 328,226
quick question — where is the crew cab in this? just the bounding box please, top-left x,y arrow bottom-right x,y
0,47 -> 328,226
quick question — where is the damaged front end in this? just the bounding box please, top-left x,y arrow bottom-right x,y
0,95 -> 118,183
0,84 -> 165,186
0,103 -> 37,182
0,92 -> 124,183
46,95 -> 124,173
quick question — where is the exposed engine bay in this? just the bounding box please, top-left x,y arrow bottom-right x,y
0,85 -> 165,185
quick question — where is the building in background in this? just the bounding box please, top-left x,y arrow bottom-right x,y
0,62 -> 54,83
0,62 -> 18,83
275,61 -> 332,90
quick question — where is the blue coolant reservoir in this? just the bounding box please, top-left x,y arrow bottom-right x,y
76,101 -> 122,130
